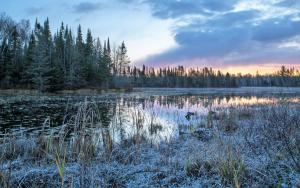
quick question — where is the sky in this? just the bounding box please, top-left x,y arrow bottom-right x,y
1,0 -> 300,73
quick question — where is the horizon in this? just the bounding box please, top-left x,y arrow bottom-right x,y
1,0 -> 300,74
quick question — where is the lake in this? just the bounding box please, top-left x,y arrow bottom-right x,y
1,87 -> 300,144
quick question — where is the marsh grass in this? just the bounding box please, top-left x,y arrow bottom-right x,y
218,150 -> 247,188
185,158 -> 214,177
130,108 -> 146,148
0,171 -> 8,188
55,148 -> 66,188
216,109 -> 239,133
0,98 -> 108,187
206,110 -> 216,128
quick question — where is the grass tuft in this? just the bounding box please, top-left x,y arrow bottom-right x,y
185,158 -> 214,177
218,151 -> 247,188
55,148 -> 66,188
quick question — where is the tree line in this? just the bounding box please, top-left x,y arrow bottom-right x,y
1,13 -> 300,92
0,13 -> 130,92
115,65 -> 300,88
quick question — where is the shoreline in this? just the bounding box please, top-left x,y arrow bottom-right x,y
2,86 -> 300,95
0,88 -> 132,96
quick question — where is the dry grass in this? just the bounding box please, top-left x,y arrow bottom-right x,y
218,149 -> 247,188
215,109 -> 239,132
185,158 -> 214,177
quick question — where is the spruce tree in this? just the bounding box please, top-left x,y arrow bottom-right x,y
0,39 -> 11,87
117,41 -> 130,75
9,26 -> 23,85
66,29 -> 76,88
75,25 -> 86,86
99,39 -> 112,87
31,18 -> 53,92
84,29 -> 94,82
54,22 -> 65,82
0,39 -> 6,84
22,32 -> 35,87
94,37 -> 103,83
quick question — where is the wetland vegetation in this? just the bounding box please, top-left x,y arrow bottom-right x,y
0,88 -> 299,187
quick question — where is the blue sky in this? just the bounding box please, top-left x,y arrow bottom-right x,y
1,0 -> 300,72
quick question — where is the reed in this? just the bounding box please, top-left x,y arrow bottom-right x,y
55,147 -> 66,188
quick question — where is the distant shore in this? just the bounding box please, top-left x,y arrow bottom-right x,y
2,87 -> 300,96
0,88 -> 133,95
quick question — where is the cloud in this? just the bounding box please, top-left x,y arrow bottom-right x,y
141,25 -> 252,66
136,0 -> 300,67
275,0 -> 300,8
180,10 -> 259,30
252,17 -> 300,42
73,2 -> 101,14
145,0 -> 238,19
26,7 -> 44,15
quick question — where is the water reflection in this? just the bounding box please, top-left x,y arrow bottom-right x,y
0,94 -> 299,144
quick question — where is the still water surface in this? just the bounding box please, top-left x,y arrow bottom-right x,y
1,88 -> 300,144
